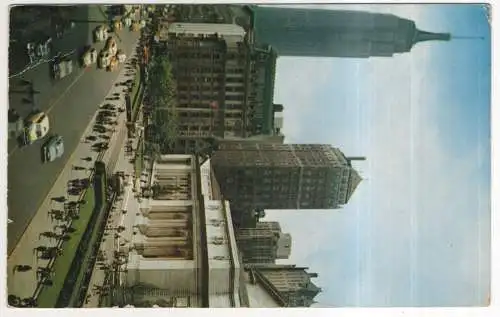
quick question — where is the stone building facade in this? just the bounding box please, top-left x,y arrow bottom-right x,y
116,155 -> 291,307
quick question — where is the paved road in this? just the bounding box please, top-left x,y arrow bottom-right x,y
9,6 -> 80,76
7,5 -> 141,254
7,47 -> 140,303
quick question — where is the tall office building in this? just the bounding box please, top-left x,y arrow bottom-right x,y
167,4 -> 253,30
168,4 -> 234,24
247,5 -> 451,58
152,20 -> 281,154
236,221 -> 292,265
248,264 -> 321,307
211,142 -> 364,210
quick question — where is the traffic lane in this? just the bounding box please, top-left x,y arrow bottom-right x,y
7,23 -> 136,154
9,5 -> 102,76
8,5 -> 99,153
8,7 -> 109,116
7,31 -> 140,254
8,5 -> 113,119
8,4 -> 129,112
8,63 -> 86,153
7,67 -> 119,254
7,23 -> 141,158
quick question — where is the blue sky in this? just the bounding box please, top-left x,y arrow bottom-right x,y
263,4 -> 491,307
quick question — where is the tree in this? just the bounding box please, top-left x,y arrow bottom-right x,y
193,137 -> 219,157
145,55 -> 178,155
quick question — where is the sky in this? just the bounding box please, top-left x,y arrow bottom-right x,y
262,4 -> 491,307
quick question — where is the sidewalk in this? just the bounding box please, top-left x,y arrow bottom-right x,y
82,119 -> 146,307
7,39 -> 141,305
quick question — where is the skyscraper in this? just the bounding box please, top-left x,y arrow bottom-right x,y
211,142 -> 363,210
248,5 -> 451,58
248,264 -> 322,307
236,221 -> 292,265
153,19 -> 280,153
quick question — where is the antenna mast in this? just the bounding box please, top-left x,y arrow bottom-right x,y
452,35 -> 485,40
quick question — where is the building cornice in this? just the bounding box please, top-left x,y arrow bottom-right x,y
195,156 -> 210,307
251,268 -> 287,307
221,200 -> 239,307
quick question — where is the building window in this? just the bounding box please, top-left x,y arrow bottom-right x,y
226,103 -> 240,110
226,95 -> 244,101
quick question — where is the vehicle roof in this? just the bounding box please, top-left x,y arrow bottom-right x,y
27,112 -> 47,123
47,134 -> 63,145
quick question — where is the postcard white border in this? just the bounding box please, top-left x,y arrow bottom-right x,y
0,0 -> 497,317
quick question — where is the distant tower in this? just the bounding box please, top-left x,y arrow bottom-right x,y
211,142 -> 363,210
236,221 -> 292,265
249,264 -> 322,307
248,6 -> 451,58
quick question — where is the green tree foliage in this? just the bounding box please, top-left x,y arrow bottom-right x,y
146,55 -> 178,155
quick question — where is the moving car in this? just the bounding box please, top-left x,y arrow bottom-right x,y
52,53 -> 74,80
82,46 -> 98,67
42,134 -> 64,163
22,111 -> 50,145
105,37 -> 118,56
93,25 -> 108,43
98,50 -> 112,69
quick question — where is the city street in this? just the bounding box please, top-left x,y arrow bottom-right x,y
7,5 -> 141,254
7,40 -> 141,302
